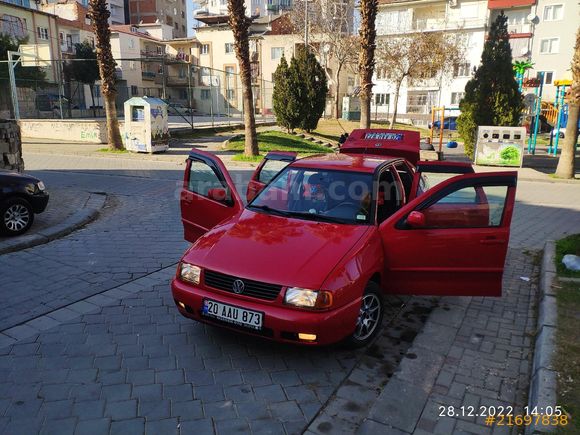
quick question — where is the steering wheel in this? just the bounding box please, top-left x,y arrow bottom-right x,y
324,202 -> 362,219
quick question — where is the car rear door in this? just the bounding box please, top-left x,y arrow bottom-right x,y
246,151 -> 296,202
181,150 -> 244,243
379,172 -> 517,297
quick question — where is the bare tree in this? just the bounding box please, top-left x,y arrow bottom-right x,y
228,0 -> 258,157
375,31 -> 464,127
88,0 -> 123,150
358,0 -> 378,128
555,27 -> 579,179
289,0 -> 359,118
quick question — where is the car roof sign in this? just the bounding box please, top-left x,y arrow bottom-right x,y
339,129 -> 421,165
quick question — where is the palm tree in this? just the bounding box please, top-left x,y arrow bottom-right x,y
555,28 -> 579,179
512,60 -> 534,92
228,0 -> 258,157
88,0 -> 123,150
358,0 -> 378,129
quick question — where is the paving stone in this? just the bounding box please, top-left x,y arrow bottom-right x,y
203,401 -> 237,420
104,399 -> 137,420
110,418 -> 145,435
170,400 -> 203,421
72,400 -> 105,420
138,399 -> 171,419
132,384 -> 162,401
74,418 -> 111,435
177,418 -> 214,435
39,417 -> 77,435
254,384 -> 286,402
145,418 -> 179,435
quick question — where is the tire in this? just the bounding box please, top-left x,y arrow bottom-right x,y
344,282 -> 384,348
0,197 -> 34,236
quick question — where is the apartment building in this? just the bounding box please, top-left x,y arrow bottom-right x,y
195,0 -> 292,19
127,0 -> 187,38
372,0 -> 578,122
193,13 -> 356,116
372,0 -> 489,122
529,0 -> 578,100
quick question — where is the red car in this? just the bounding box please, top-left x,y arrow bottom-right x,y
171,129 -> 517,347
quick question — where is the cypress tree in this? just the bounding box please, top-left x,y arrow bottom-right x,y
457,12 -> 524,159
295,46 -> 328,132
273,55 -> 303,132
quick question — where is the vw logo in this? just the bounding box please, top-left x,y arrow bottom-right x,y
232,279 -> 245,294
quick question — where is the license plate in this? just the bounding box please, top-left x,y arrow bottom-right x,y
202,299 -> 263,330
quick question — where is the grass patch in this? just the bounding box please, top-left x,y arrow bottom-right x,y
97,148 -> 129,153
226,131 -> 332,157
554,279 -> 580,434
171,125 -> 241,139
232,154 -> 264,163
555,234 -> 580,278
311,118 -> 431,142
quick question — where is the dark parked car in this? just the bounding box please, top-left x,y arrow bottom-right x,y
0,171 -> 49,236
429,117 -> 458,131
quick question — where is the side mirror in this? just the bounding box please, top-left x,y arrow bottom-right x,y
406,211 -> 426,228
207,187 -> 227,203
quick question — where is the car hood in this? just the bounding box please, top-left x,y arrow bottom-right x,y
0,170 -> 40,184
183,209 -> 371,290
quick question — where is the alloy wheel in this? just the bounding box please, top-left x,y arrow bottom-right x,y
353,293 -> 381,341
4,204 -> 31,232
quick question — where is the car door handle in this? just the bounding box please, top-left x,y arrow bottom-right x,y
480,237 -> 506,245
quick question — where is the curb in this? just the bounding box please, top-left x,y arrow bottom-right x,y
221,134 -> 244,149
0,192 -> 107,255
526,240 -> 558,435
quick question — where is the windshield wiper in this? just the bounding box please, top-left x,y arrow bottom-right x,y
247,204 -> 291,217
283,211 -> 347,224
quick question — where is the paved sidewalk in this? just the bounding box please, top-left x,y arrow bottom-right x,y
0,187 -> 88,243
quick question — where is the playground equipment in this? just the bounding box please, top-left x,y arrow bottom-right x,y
525,73 -> 544,155
429,106 -> 460,153
548,79 -> 572,156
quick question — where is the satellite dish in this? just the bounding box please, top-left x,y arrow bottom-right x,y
527,13 -> 538,23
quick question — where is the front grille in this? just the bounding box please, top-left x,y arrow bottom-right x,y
204,270 -> 282,301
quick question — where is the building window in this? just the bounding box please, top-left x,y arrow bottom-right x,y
543,4 -> 563,21
181,11 -> 185,18
131,85 -> 138,96
182,25 -> 186,33
225,66 -> 235,76
201,89 -> 211,100
130,61 -> 136,70
451,92 -> 465,105
179,89 -> 188,99
536,71 -> 554,85
225,43 -> 235,54
129,39 -> 135,49
540,38 -> 559,54
175,22 -> 179,30
226,89 -> 235,100
374,93 -> 389,106
201,44 -> 210,55
37,27 -> 49,40
454,62 -> 471,77
271,47 -> 284,60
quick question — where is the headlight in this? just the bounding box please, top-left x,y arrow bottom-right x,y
179,262 -> 201,284
284,288 -> 333,309
37,181 -> 46,191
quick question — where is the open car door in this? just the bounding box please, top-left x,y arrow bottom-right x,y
246,151 -> 296,202
181,150 -> 244,243
379,171 -> 517,297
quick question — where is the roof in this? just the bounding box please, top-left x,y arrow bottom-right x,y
290,153 -> 396,174
110,25 -> 161,42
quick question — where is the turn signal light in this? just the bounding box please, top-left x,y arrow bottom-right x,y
177,301 -> 186,309
315,291 -> 333,309
298,333 -> 317,342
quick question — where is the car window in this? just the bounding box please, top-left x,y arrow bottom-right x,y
258,159 -> 291,184
419,184 -> 508,228
250,167 -> 374,224
395,163 -> 413,201
188,160 -> 227,197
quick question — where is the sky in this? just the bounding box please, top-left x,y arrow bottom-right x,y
187,2 -> 198,37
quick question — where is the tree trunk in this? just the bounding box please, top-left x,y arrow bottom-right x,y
358,0 -> 378,129
389,80 -> 403,128
555,103 -> 578,179
228,0 -> 258,157
89,0 -> 124,150
334,65 -> 342,119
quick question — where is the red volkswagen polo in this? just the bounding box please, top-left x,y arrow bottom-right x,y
171,129 -> 517,346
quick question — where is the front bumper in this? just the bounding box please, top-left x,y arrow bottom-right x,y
29,192 -> 49,214
171,278 -> 360,346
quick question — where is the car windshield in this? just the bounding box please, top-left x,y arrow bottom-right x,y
248,167 -> 374,225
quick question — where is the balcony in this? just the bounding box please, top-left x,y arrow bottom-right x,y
142,71 -> 157,81
507,22 -> 532,36
167,76 -> 189,86
377,17 -> 487,35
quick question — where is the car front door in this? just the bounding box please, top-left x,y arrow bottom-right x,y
181,150 -> 243,243
246,151 -> 297,202
379,172 -> 517,297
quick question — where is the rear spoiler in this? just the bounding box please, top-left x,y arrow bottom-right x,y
338,129 -> 420,165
